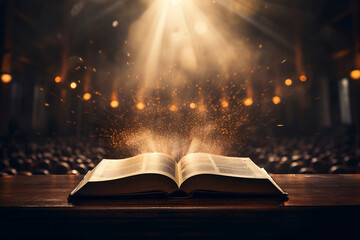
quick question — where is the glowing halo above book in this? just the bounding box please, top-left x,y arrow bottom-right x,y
69,153 -> 288,200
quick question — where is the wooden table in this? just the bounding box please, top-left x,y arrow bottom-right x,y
1,174 -> 360,239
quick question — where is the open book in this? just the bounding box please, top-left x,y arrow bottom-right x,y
69,153 -> 287,199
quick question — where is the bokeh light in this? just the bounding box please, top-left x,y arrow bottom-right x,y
169,104 -> 177,111
285,79 -> 293,86
136,102 -> 145,110
244,98 -> 253,106
1,73 -> 12,83
70,82 -> 77,89
189,102 -> 196,109
221,100 -> 229,108
110,100 -> 119,108
272,96 -> 281,104
299,75 -> 307,82
83,93 -> 91,101
54,76 -> 61,83
350,69 -> 360,80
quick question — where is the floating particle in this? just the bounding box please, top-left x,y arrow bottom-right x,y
44,103 -> 50,107
281,59 -> 286,63
112,20 -> 118,27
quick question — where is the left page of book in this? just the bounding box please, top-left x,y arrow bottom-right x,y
89,152 -> 178,183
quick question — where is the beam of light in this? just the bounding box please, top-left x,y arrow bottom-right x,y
216,0 -> 292,49
1,73 -> 12,83
127,0 -> 246,90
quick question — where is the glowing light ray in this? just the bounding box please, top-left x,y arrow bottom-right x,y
183,1 -> 238,73
141,1 -> 169,88
128,0 -> 247,90
216,0 -> 292,49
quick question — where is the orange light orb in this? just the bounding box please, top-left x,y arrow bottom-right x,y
285,79 -> 292,86
54,76 -> 61,83
169,105 -> 177,111
110,100 -> 119,108
70,82 -> 77,89
221,100 -> 229,108
350,69 -> 360,80
272,96 -> 281,104
83,93 -> 91,101
136,102 -> 145,110
1,73 -> 12,83
244,98 -> 253,106
189,102 -> 196,109
299,75 -> 307,82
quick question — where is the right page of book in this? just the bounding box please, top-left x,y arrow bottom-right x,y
178,153 -> 267,185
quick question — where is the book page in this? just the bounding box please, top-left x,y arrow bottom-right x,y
89,153 -> 177,182
178,153 -> 267,185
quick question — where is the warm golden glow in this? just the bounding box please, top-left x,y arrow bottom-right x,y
350,69 -> 360,80
1,73 -> 12,83
70,82 -> 77,89
127,0 -> 243,90
272,96 -> 281,104
136,102 -> 145,110
221,100 -> 229,108
83,92 -> 91,101
55,76 -> 61,83
299,75 -> 307,82
110,100 -> 119,108
169,104 -> 177,111
285,79 -> 292,86
244,98 -> 253,106
189,102 -> 196,109
171,0 -> 182,6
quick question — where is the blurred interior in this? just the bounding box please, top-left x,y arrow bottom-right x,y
0,0 -> 360,176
